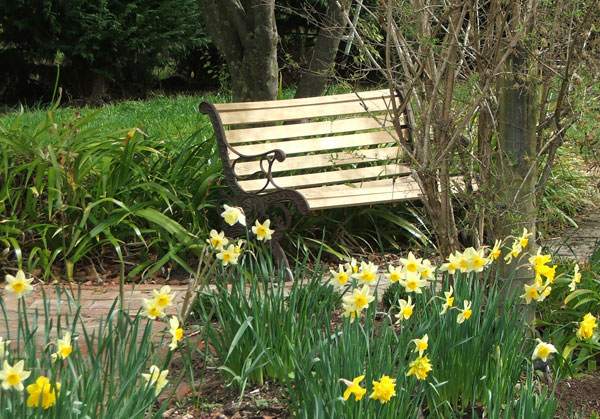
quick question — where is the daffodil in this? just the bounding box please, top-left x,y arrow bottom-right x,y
216,244 -> 239,266
342,285 -> 375,313
504,241 -> 523,264
461,247 -> 488,273
406,355 -> 433,380
351,261 -> 378,285
153,285 -> 176,309
576,313 -> 597,340
439,286 -> 454,315
399,270 -> 428,294
252,219 -> 274,241
4,270 -> 34,298
411,334 -> 429,356
221,204 -> 246,226
489,239 -> 503,261
330,265 -> 351,288
207,230 -> 228,250
141,298 -> 166,320
440,252 -> 461,275
345,257 -> 359,274
386,265 -> 403,283
142,365 -> 169,396
26,376 -> 59,409
419,259 -> 435,281
400,252 -> 422,273
532,339 -> 557,362
51,331 -> 73,361
529,247 -> 552,267
0,360 -> 31,391
457,300 -> 473,324
168,316 -> 183,351
518,227 -> 532,248
341,303 -> 359,323
520,281 -> 543,304
340,375 -> 367,401
395,296 -> 414,322
568,264 -> 581,292
369,375 -> 396,403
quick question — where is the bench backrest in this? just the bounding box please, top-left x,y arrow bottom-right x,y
202,89 -> 413,209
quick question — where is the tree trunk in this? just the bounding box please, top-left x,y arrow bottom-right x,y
496,48 -> 538,316
199,0 -> 278,102
295,0 -> 351,98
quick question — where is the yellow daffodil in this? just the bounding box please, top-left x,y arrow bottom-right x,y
569,264 -> 581,292
504,241 -> 523,264
221,204 -> 246,226
142,365 -> 169,396
439,286 -> 454,315
168,316 -> 183,351
440,252 -> 461,275
457,300 -> 473,324
395,296 -> 414,323
4,270 -> 34,298
233,239 -> 245,255
51,331 -> 73,361
419,259 -> 435,281
370,375 -> 396,403
386,265 -> 403,283
520,281 -> 543,304
532,339 -> 557,362
529,248 -> 551,267
576,313 -> 597,340
345,257 -> 359,274
216,244 -> 239,266
342,285 -> 375,313
207,230 -> 228,250
26,376 -> 59,409
399,270 -> 428,294
0,360 -> 31,391
406,355 -> 433,380
153,285 -> 176,309
141,298 -> 166,320
252,219 -> 274,241
411,334 -> 429,356
330,265 -> 351,288
351,261 -> 378,285
400,252 -> 422,273
340,375 -> 367,401
518,228 -> 532,248
461,247 -> 487,273
341,303 -> 359,323
489,239 -> 503,261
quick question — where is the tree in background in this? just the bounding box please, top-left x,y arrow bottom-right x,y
0,0 -> 203,104
341,0 -> 598,258
198,0 -> 353,102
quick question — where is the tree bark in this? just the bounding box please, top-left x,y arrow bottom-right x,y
294,0 -> 351,98
198,0 -> 278,102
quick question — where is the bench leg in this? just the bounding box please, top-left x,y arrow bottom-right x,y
272,240 -> 294,282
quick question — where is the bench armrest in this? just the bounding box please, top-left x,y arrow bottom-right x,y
199,101 -> 288,194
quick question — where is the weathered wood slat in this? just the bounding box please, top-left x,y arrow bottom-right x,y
233,146 -> 404,176
303,178 -> 421,210
231,131 -> 397,157
219,97 -> 396,125
226,117 -> 399,144
238,164 -> 411,192
214,89 -> 392,111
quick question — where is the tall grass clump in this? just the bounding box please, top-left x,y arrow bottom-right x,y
0,93 -> 222,281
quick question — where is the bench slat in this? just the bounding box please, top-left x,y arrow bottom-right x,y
237,164 -> 411,192
302,178 -> 421,210
232,131 -> 396,157
233,146 -> 404,176
219,97 -> 395,125
214,89 -> 392,111
226,117 -> 398,144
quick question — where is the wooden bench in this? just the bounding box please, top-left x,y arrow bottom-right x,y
199,89 -> 416,257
